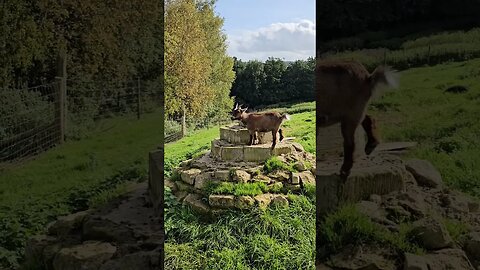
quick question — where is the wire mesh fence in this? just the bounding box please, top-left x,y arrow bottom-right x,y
0,79 -> 160,168
0,83 -> 60,165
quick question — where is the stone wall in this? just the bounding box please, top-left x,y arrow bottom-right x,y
166,125 -> 316,214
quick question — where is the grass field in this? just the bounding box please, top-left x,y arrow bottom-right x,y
369,58 -> 480,197
0,111 -> 162,269
164,102 -> 316,270
324,28 -> 480,71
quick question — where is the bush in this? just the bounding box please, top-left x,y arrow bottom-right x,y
0,87 -> 54,141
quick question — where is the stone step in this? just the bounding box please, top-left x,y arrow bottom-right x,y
220,125 -> 278,145
211,139 -> 295,162
317,153 -> 408,215
317,123 -> 366,160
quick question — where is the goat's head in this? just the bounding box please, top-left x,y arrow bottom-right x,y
231,103 -> 248,120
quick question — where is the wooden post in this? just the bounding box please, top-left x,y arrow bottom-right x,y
137,78 -> 141,119
55,50 -> 67,144
181,104 -> 187,137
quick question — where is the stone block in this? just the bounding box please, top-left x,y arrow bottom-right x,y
235,196 -> 255,209
181,168 -> 201,185
209,195 -> 235,208
194,172 -> 213,190
53,241 -> 116,270
183,194 -> 210,214
214,170 -> 231,181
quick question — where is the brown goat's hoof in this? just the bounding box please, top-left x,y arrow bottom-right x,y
339,169 -> 350,180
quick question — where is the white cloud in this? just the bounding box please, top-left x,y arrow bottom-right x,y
227,20 -> 315,61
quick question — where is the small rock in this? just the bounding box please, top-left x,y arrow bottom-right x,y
291,172 -> 301,184
299,171 -> 315,185
183,193 -> 210,214
235,196 -> 255,209
175,181 -> 193,192
47,210 -> 90,236
464,231 -> 480,261
252,174 -> 272,183
410,217 -> 453,250
83,218 -> 136,244
268,171 -> 290,181
209,195 -> 235,208
181,168 -> 201,185
356,201 -> 394,226
180,159 -> 192,168
267,182 -> 283,192
425,249 -> 475,270
406,159 -> 443,188
164,179 -> 177,192
214,170 -> 231,181
254,194 -> 272,209
270,194 -> 289,207
292,142 -> 305,152
52,241 -> 116,270
194,172 -> 213,189
293,161 -> 307,171
173,191 -> 188,202
24,235 -> 58,268
404,253 -> 428,270
232,170 -> 251,183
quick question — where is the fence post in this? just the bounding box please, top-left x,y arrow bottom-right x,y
137,78 -> 141,120
55,50 -> 67,144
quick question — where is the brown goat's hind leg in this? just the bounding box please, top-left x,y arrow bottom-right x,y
278,129 -> 284,141
340,121 -> 356,179
271,130 -> 277,151
362,114 -> 380,155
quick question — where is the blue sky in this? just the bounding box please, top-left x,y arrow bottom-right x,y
214,0 -> 315,61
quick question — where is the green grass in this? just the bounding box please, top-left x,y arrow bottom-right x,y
324,28 -> 480,71
164,188 -> 315,270
368,58 -> 480,197
164,102 -> 316,270
263,157 -> 295,174
318,205 -> 423,256
205,182 -> 268,197
0,111 -> 161,269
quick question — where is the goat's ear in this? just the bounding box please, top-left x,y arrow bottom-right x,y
242,107 -> 248,112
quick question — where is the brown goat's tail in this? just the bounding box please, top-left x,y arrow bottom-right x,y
282,114 -> 291,121
369,66 -> 399,97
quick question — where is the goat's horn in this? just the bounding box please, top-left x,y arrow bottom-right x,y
234,103 -> 238,110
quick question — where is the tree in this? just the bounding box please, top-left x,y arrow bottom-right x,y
165,0 -> 213,135
197,1 -> 235,126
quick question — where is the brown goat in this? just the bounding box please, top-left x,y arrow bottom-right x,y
316,60 -> 398,178
231,104 -> 290,150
